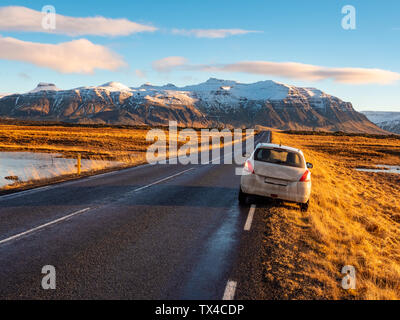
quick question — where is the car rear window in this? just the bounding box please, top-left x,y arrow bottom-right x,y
254,148 -> 304,168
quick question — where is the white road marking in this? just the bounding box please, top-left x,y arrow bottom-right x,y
87,163 -> 152,180
0,208 -> 91,246
0,163 -> 154,202
222,280 -> 237,300
244,205 -> 256,231
0,131 -> 269,250
0,167 -> 196,245
133,167 -> 195,192
0,186 -> 51,201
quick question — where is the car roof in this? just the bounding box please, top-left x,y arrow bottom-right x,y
255,143 -> 304,155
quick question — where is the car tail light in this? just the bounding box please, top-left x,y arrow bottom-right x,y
244,160 -> 254,174
299,170 -> 311,182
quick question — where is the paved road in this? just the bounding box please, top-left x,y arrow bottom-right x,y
0,131 -> 270,299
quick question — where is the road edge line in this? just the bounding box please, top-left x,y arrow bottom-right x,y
0,207 -> 91,246
244,205 -> 256,231
222,280 -> 237,300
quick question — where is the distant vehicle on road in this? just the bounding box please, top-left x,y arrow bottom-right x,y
239,143 -> 313,211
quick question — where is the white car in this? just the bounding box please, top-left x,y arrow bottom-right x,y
239,143 -> 313,211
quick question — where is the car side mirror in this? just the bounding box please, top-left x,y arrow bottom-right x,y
306,162 -> 313,169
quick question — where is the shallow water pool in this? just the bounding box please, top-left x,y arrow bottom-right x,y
0,152 -> 121,188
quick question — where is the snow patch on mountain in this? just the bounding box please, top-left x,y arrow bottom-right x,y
380,120 -> 400,133
0,93 -> 11,99
29,83 -> 61,93
124,78 -> 339,110
98,82 -> 132,92
362,111 -> 400,124
362,111 -> 400,134
22,78 -> 338,106
144,90 -> 198,106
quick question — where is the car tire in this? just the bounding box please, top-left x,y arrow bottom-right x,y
300,200 -> 309,212
238,188 -> 248,205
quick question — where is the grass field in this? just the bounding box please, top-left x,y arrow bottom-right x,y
259,131 -> 400,299
0,124 -> 153,159
0,124 -> 152,191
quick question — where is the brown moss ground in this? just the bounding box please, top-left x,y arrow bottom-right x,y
257,132 -> 400,299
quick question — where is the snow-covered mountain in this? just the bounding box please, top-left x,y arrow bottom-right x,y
29,83 -> 61,93
362,111 -> 400,134
0,78 -> 386,133
133,78 -> 347,109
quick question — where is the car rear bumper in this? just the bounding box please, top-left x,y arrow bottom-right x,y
240,174 -> 311,204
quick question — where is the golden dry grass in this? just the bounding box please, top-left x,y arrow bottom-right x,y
0,124 -> 153,191
0,124 -> 152,160
259,132 -> 400,299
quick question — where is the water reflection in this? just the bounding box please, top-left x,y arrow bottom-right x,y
0,152 -> 121,188
356,165 -> 400,174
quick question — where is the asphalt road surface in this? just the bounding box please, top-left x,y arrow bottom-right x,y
0,131 -> 270,299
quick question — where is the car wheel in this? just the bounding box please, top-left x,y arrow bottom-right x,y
300,200 -> 309,212
238,189 -> 248,205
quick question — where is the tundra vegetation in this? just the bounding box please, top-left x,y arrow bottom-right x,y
256,131 -> 400,299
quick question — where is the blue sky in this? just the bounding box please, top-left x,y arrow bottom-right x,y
0,0 -> 399,111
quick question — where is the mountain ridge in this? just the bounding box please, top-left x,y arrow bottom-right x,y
0,78 -> 387,133
362,111 -> 400,134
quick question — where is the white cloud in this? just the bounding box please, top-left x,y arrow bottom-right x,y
0,36 -> 126,74
18,72 -> 31,80
153,57 -> 400,85
0,6 -> 157,36
135,69 -> 146,78
207,61 -> 400,84
152,56 -> 188,72
171,28 -> 261,38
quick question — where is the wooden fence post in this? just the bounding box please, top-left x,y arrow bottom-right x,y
77,153 -> 81,175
